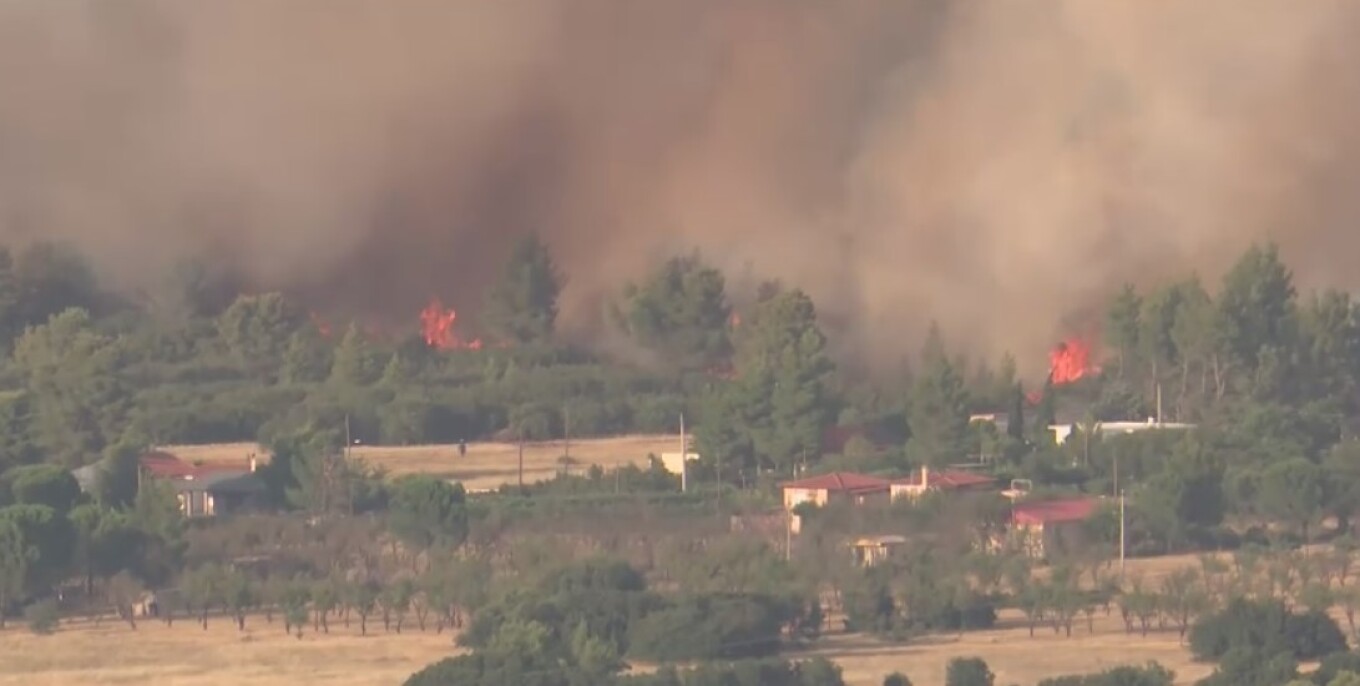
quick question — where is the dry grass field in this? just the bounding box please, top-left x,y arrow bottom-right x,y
0,607 -> 1212,686
0,617 -> 461,686
813,609 -> 1212,686
163,434 -> 682,491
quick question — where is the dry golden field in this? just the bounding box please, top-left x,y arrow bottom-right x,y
0,616 -> 461,686
163,434 -> 682,491
813,609 -> 1211,686
0,607 -> 1211,686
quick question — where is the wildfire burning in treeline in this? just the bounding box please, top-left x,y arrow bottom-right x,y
309,298 -> 485,350
314,294 -> 1094,394
419,298 -> 482,351
1048,337 -> 1099,385
1025,336 -> 1101,404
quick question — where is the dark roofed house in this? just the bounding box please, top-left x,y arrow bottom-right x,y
140,451 -> 265,518
171,471 -> 267,518
1006,497 -> 1103,559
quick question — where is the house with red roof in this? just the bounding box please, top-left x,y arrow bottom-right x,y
140,451 -> 266,518
1005,496 -> 1104,559
780,471 -> 890,533
890,465 -> 997,501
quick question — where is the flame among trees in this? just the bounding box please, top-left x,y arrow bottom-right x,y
4,233 -> 1357,493
419,299 -> 481,351
6,234 -> 1360,593
1049,337 -> 1099,386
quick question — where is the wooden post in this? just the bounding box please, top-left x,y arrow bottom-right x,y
679,413 -> 687,494
1119,488 -> 1127,578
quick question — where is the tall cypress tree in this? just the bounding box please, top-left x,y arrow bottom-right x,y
484,233 -> 561,345
1008,383 -> 1026,442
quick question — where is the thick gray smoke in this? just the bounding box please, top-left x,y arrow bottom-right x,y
2,0 -> 1358,375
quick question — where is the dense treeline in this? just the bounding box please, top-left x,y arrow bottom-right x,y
7,233 -> 1360,546
0,235 -> 707,476
5,233 -> 1360,686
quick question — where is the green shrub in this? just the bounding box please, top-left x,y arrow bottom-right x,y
24,599 -> 59,635
615,658 -> 845,686
1190,599 -> 1346,662
883,673 -> 913,686
1313,652 -> 1360,685
627,593 -> 793,661
1035,662 -> 1174,686
945,657 -> 994,686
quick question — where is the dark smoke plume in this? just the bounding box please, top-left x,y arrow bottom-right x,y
3,0 -> 1359,375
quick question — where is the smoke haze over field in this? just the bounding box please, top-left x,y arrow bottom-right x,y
2,0 -> 1359,375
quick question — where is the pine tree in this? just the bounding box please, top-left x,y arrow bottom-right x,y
1032,380 -> 1057,443
282,329 -> 332,384
616,253 -> 733,370
329,325 -> 378,386
714,289 -> 834,473
483,233 -> 561,345
906,334 -> 971,468
380,352 -> 417,387
1008,383 -> 1025,442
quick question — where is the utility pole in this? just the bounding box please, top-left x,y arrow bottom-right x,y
1119,488 -> 1127,577
715,450 -> 722,518
343,414 -> 355,516
517,439 -> 524,490
563,405 -> 571,461
1155,381 -> 1163,425
679,413 -> 687,494
1113,453 -> 1119,498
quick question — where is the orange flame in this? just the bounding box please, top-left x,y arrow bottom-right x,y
310,312 -> 332,339
419,298 -> 483,350
1025,337 -> 1101,405
1049,337 -> 1100,386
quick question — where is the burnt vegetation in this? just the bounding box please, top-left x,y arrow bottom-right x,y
2,237 -> 1360,685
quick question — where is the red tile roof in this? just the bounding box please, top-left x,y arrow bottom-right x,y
1011,497 -> 1102,525
892,469 -> 996,490
140,451 -> 252,480
780,471 -> 890,495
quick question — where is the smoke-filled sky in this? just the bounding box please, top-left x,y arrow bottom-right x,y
2,0 -> 1359,375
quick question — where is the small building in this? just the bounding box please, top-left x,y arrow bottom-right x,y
781,471 -> 891,510
1007,497 -> 1102,559
890,465 -> 997,501
969,412 -> 1010,435
780,472 -> 890,534
850,534 -> 907,567
171,472 -> 268,518
1049,418 -> 1195,445
71,463 -> 102,494
658,452 -> 700,476
140,451 -> 265,518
